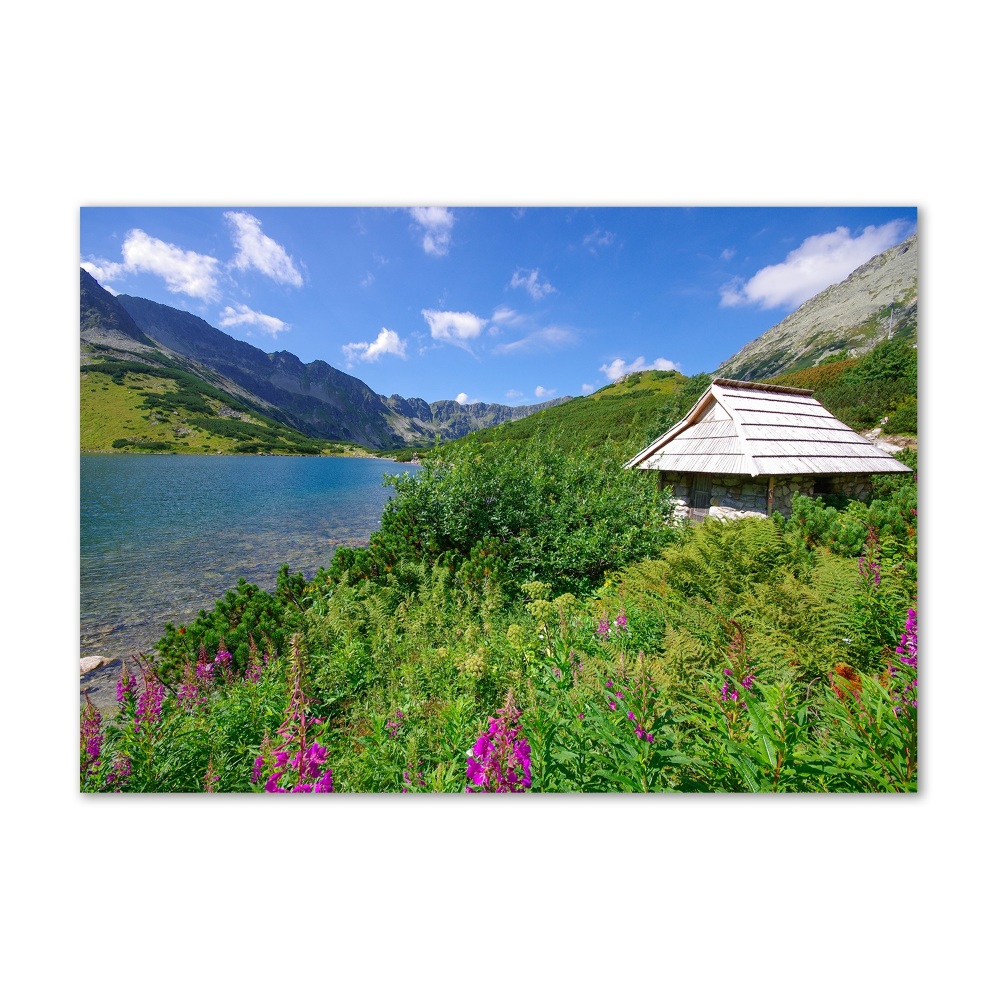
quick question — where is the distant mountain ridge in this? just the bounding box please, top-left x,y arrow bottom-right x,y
714,233 -> 917,381
80,268 -> 570,451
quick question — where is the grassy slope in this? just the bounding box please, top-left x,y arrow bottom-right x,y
448,369 -> 698,456
80,369 -> 369,456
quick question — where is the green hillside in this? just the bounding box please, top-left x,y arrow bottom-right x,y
80,356 -> 366,456
449,368 -> 705,456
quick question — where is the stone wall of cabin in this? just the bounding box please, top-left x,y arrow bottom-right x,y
656,471 -> 873,520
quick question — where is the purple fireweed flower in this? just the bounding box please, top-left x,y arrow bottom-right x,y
895,608 -> 918,670
244,637 -> 264,683
597,617 -> 610,637
615,612 -> 627,630
105,755 -> 131,791
608,700 -> 617,711
264,773 -> 286,793
402,766 -> 427,793
134,666 -> 165,734
81,696 -> 103,775
889,610 -> 918,715
464,690 -> 531,793
741,674 -> 755,691
858,555 -> 881,587
256,647 -> 334,794
627,710 -> 635,721
386,711 -> 404,738
466,758 -> 486,786
116,665 -> 136,703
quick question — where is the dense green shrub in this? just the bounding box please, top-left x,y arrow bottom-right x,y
155,567 -> 308,683
373,436 -> 679,595
882,400 -> 917,435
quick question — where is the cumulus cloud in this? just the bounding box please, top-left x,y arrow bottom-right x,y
455,392 -> 479,405
720,220 -> 914,310
218,304 -> 289,338
422,309 -> 486,350
225,211 -> 303,287
342,327 -> 407,365
80,259 -> 123,292
509,267 -> 556,300
505,389 -> 523,400
599,356 -> 679,382
409,207 -> 455,256
535,385 -> 557,399
581,383 -> 595,395
92,229 -> 222,300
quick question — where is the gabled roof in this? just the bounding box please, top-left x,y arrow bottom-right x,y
626,378 -> 912,477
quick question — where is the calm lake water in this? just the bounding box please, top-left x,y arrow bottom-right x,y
80,454 -> 411,706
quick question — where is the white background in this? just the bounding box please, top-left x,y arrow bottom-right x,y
3,3 -> 990,996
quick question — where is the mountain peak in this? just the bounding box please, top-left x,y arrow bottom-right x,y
714,233 -> 918,381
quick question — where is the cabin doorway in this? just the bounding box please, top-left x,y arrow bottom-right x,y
689,474 -> 712,521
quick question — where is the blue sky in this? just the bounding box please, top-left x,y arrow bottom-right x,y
80,206 -> 916,406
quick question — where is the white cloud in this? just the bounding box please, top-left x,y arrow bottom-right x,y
505,389 -> 523,400
583,229 -> 615,254
361,271 -> 375,288
490,306 -> 519,325
581,383 -> 595,395
509,267 -> 556,300
422,309 -> 486,350
225,211 -> 303,287
455,392 -> 479,405
535,385 -> 557,399
342,327 -> 407,365
599,356 -> 679,381
114,229 -> 221,300
218,304 -> 289,338
80,259 -> 124,294
493,324 -> 576,355
720,220 -> 914,310
409,207 -> 455,256
720,247 -> 736,261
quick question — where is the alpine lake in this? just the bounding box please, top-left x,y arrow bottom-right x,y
80,453 -> 413,709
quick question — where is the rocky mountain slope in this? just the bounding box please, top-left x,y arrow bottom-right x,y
714,233 -> 917,381
80,268 -> 569,451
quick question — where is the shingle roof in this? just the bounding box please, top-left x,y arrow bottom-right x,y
625,378 -> 912,477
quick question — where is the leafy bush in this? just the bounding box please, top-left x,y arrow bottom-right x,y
883,400 -> 917,435
374,436 -> 678,595
155,567 -> 307,683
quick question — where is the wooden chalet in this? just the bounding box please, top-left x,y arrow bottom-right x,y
625,378 -> 913,520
